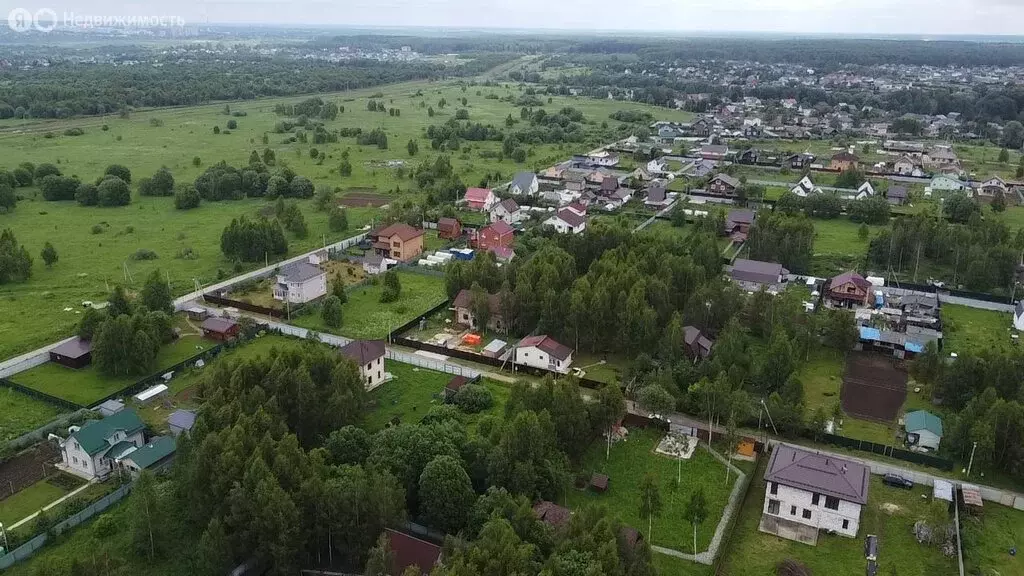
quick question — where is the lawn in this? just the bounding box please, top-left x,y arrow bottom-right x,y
940,303 -> 1018,356
0,76 -> 693,362
717,460 -> 958,576
798,349 -> 844,418
362,362 -> 510,432
0,387 -> 66,442
292,270 -> 446,340
572,352 -> 630,385
652,554 -> 714,576
962,503 -> 1024,575
566,428 -> 736,555
0,476 -> 70,526
13,334 -> 208,407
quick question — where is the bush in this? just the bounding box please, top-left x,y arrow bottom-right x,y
226,119 -> 238,130
91,224 -> 104,234
104,164 -> 132,184
41,174 -> 80,201
63,127 -> 85,136
174,184 -> 201,210
97,176 -> 131,207
322,295 -> 343,327
453,384 -> 493,413
380,270 -> 401,303
130,248 -> 158,261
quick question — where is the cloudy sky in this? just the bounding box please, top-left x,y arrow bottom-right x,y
4,0 -> 1024,36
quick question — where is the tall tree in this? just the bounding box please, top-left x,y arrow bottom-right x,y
638,472 -> 663,544
40,242 -> 58,268
140,269 -> 173,313
685,488 -> 708,555
418,455 -> 476,534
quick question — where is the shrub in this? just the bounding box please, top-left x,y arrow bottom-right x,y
453,384 -> 493,413
130,248 -> 158,261
63,127 -> 85,136
90,224 -> 104,234
174,184 -> 201,210
226,119 -> 238,130
97,176 -> 131,207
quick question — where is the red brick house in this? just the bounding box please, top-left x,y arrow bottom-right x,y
437,217 -> 462,240
476,220 -> 514,252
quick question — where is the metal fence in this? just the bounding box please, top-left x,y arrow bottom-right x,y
203,292 -> 292,319
819,432 -> 954,471
88,343 -> 226,409
0,483 -> 132,570
385,349 -> 481,378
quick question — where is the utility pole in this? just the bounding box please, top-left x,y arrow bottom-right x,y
966,441 -> 978,476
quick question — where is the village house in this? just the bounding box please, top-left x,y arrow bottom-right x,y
787,153 -> 816,170
729,259 -> 789,292
384,529 -> 443,575
892,155 -> 919,176
563,171 -> 587,192
976,176 -> 1009,202
544,208 -> 587,234
825,271 -> 872,308
59,409 -> 147,480
463,187 -> 498,211
437,217 -> 462,240
683,326 -> 714,360
509,171 -> 539,196
645,182 -> 671,208
737,148 -> 761,165
791,176 -> 821,197
724,209 -> 755,242
887,185 -> 909,206
924,147 -> 959,168
339,339 -> 387,390
118,436 -> 177,478
760,445 -> 869,545
362,253 -> 396,276
707,173 -> 741,197
490,198 -> 523,225
274,261 -> 327,304
699,144 -> 729,161
201,317 -> 240,341
904,410 -> 943,452
855,181 -> 875,200
829,151 -> 860,172
452,289 -> 505,332
690,118 -> 712,137
476,220 -> 515,253
371,223 -> 425,262
515,335 -> 573,373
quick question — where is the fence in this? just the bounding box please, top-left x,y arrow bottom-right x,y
88,343 -> 226,409
711,453 -> 760,573
4,408 -> 92,454
0,377 -> 85,410
203,291 -> 290,319
818,432 -> 955,471
0,483 -> 132,570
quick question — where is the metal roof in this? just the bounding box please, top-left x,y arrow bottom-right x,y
764,445 -> 870,505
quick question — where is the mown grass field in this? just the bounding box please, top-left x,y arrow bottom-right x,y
0,79 -> 692,361
0,387 -> 66,442
940,303 -> 1017,356
14,334 -> 208,406
717,460 -> 957,576
0,476 -> 69,526
292,270 -> 446,339
566,428 -> 735,555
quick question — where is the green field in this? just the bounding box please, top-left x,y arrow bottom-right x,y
13,334 -> 208,406
0,477 -> 69,527
798,349 -> 845,418
940,303 -> 1017,356
718,461 -> 957,576
566,428 -> 736,555
0,387 -> 66,442
572,352 -> 630,385
962,503 -> 1024,575
0,79 -> 693,362
292,270 -> 446,339
811,218 -> 881,277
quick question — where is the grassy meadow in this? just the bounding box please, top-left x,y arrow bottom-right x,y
0,79 -> 693,361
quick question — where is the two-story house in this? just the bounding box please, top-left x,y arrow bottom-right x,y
830,151 -> 860,172
477,220 -> 515,252
339,339 -> 387,390
371,223 -> 425,262
274,261 -> 327,304
60,409 -> 147,480
452,289 -> 505,332
760,445 -> 869,545
544,209 -> 587,234
509,172 -> 539,196
515,335 -> 573,373
826,271 -> 872,308
437,217 -> 462,240
490,198 -> 523,225
707,174 -> 741,197
464,187 -> 498,211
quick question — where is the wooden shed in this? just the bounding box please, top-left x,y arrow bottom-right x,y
49,337 -> 93,369
201,317 -> 240,341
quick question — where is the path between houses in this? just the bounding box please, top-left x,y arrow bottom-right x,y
7,480 -> 95,532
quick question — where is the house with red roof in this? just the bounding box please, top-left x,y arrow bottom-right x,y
476,220 -> 515,253
384,529 -> 443,575
826,271 -> 872,308
437,217 -> 462,240
370,223 -> 425,262
463,187 -> 498,212
515,335 -> 573,373
544,208 -> 587,234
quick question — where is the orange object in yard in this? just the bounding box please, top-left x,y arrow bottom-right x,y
462,333 -> 482,346
737,438 -> 756,457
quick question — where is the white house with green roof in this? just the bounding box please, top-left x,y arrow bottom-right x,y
59,409 -> 146,480
904,410 -> 943,452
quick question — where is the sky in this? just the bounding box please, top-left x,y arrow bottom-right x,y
3,0 -> 1024,37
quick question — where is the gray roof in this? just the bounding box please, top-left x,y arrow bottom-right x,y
765,445 -> 870,505
730,259 -> 787,285
647,184 -> 666,203
339,340 -> 386,364
510,172 -> 536,191
167,409 -> 197,431
52,337 -> 92,359
280,261 -> 325,284
711,173 -> 741,189
553,209 -> 586,228
887,185 -> 909,199
363,253 -> 385,266
725,208 -> 755,227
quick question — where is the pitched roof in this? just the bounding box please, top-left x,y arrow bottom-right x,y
730,259 -> 787,285
279,261 -> 324,284
887,185 -> 909,199
385,528 -> 442,575
167,409 -> 197,431
201,317 -> 238,334
452,289 -> 502,315
765,445 -> 870,505
121,436 -> 176,469
484,220 -> 515,236
511,171 -> 536,191
464,187 -> 493,203
711,173 -> 741,188
832,151 -> 860,162
830,271 -> 871,290
600,176 -> 619,192
725,208 -> 755,227
552,208 -> 586,228
533,500 -> 572,527
701,144 -> 728,155
51,337 -> 92,359
70,409 -> 145,456
647,183 -> 667,202
495,198 -> 520,213
338,340 -> 386,364
376,222 -> 424,242
437,217 -> 460,232
904,410 -> 943,437
517,335 -> 572,361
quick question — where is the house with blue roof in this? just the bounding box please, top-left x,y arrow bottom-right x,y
904,410 -> 943,452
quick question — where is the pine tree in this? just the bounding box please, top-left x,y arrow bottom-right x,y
140,269 -> 173,313
40,241 -> 58,267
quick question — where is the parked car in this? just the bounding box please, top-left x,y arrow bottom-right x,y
882,473 -> 914,489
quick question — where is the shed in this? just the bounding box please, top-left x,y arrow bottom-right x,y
134,384 -> 168,405
482,338 -> 508,358
185,307 -> 208,321
444,376 -> 469,401
167,409 -> 197,437
95,399 -> 125,417
904,410 -> 943,451
49,337 -> 93,369
118,436 -> 177,476
385,529 -> 442,575
932,479 -> 954,502
590,472 -> 609,493
201,317 -> 240,341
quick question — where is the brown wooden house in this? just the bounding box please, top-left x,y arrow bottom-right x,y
826,271 -> 872,308
437,217 -> 462,240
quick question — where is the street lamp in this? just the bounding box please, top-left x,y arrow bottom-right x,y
965,441 -> 978,477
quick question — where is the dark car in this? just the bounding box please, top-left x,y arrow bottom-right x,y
882,473 -> 914,489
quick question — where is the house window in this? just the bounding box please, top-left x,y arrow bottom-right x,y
770,482 -> 778,495
802,509 -> 812,519
366,363 -> 372,370
790,505 -> 797,516
825,496 -> 840,510
812,493 -> 820,506
767,499 -> 780,515
842,519 -> 850,530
